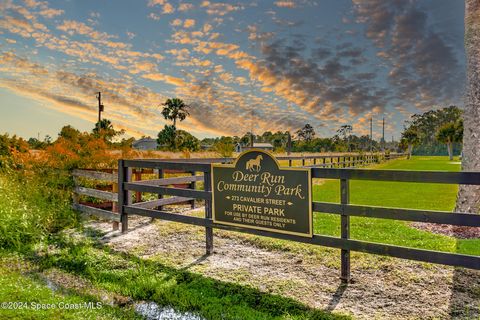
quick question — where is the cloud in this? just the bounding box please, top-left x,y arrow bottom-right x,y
148,13 -> 160,20
162,2 -> 174,14
147,0 -> 166,7
274,1 -> 296,8
126,31 -> 136,39
236,37 -> 389,119
184,19 -> 195,28
200,1 -> 243,16
142,73 -> 186,86
170,18 -> 182,26
353,1 -> 464,109
38,8 -> 64,18
57,20 -> 113,41
178,3 -> 194,11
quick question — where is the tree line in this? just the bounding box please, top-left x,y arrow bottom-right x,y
0,98 -> 463,161
400,106 -> 463,160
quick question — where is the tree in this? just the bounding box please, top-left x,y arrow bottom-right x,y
0,133 -> 29,157
337,125 -> 352,140
402,106 -> 463,155
213,136 -> 234,157
175,130 -> 200,152
296,124 -> 315,142
157,126 -> 199,151
456,0 -> 480,213
436,121 -> 463,161
161,98 -> 189,128
157,125 -> 177,150
59,125 -> 81,143
93,119 -> 124,142
401,128 -> 419,159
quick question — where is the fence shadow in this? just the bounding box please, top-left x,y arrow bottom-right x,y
29,237 -> 351,320
448,228 -> 480,319
326,282 -> 348,312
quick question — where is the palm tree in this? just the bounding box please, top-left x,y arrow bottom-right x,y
161,98 -> 189,128
456,1 -> 480,213
436,121 -> 463,161
93,118 -> 121,141
94,119 -> 113,132
401,127 -> 419,159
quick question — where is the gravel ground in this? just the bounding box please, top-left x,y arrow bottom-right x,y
85,211 -> 480,320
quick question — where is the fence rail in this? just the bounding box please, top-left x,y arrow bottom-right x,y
72,169 -> 120,230
113,155 -> 480,281
72,167 -> 198,230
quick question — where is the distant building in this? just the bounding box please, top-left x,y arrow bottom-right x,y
240,142 -> 274,152
132,138 -> 158,150
200,143 -> 213,150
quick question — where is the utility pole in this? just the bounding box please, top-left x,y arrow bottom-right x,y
382,117 -> 385,151
370,117 -> 373,152
96,92 -> 104,123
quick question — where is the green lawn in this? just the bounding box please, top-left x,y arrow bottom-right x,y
0,254 -> 141,319
312,156 -> 480,255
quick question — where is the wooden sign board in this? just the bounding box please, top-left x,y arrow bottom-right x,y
212,149 -> 312,237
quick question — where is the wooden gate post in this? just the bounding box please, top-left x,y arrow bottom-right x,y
157,169 -> 164,211
134,170 -> 142,203
204,170 -> 214,254
340,178 -> 351,282
112,180 -> 119,231
118,160 -> 131,233
190,171 -> 196,209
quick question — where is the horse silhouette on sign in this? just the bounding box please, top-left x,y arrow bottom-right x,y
246,155 -> 263,172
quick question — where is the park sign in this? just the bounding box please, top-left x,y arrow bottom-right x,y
212,150 -> 312,237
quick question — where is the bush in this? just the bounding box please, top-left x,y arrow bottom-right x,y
0,168 -> 78,250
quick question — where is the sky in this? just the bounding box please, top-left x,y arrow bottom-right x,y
0,0 -> 466,141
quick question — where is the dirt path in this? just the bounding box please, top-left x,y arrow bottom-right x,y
86,211 -> 480,320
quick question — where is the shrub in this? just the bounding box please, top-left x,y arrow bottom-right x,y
0,168 -> 78,250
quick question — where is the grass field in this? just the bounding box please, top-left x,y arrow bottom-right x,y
312,156 -> 480,256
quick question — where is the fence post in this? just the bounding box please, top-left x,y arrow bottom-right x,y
118,160 -> 131,233
302,158 -> 305,166
190,171 -> 196,209
112,179 -> 119,231
289,159 -> 292,167
340,178 -> 351,282
204,170 -> 214,254
157,169 -> 164,211
72,176 -> 80,207
134,170 -> 142,203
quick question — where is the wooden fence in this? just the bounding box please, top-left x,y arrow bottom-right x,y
72,169 -> 120,230
72,168 -> 198,230
72,153 -> 403,223
157,152 -> 405,168
116,158 -> 480,281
